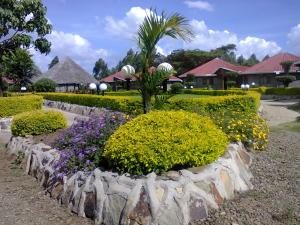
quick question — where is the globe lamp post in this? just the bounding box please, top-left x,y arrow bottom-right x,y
121,65 -> 135,91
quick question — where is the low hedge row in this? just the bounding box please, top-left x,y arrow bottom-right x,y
0,95 -> 43,118
39,91 -> 260,114
39,93 -> 143,114
105,90 -> 140,96
11,110 -> 67,136
183,89 -> 247,96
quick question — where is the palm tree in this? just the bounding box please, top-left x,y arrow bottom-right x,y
136,9 -> 193,113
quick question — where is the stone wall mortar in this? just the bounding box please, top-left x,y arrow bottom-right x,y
6,134 -> 254,225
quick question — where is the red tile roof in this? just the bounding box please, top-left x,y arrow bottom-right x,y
243,52 -> 300,74
2,77 -> 14,84
100,67 -> 182,83
179,58 -> 249,78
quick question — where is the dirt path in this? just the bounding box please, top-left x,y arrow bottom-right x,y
0,100 -> 299,225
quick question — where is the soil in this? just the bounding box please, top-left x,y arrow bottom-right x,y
0,100 -> 299,225
32,128 -> 65,147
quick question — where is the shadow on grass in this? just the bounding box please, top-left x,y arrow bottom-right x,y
287,103 -> 300,113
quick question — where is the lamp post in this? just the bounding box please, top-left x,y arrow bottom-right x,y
157,62 -> 173,92
20,86 -> 27,92
99,83 -> 108,96
121,65 -> 135,91
89,83 -> 97,94
241,84 -> 250,91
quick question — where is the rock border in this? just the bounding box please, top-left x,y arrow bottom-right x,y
6,135 -> 253,225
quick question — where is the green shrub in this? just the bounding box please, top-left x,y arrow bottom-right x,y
0,95 -> 43,118
39,93 -> 143,114
170,83 -> 184,94
105,90 -> 140,96
34,78 -> 57,92
265,87 -> 300,95
103,111 -> 228,175
11,110 -> 67,136
183,88 -> 247,96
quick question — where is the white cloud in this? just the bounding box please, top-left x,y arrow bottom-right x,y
31,31 -> 109,73
156,46 -> 166,55
287,24 -> 300,54
104,7 -> 281,61
105,7 -> 150,39
184,20 -> 238,50
184,1 -> 214,11
237,36 -> 281,59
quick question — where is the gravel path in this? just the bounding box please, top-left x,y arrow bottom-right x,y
0,100 -> 299,225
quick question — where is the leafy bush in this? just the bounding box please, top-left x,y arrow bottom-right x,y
105,90 -> 139,96
183,88 -> 247,96
170,83 -> 184,94
39,93 -> 143,114
275,75 -> 296,87
265,87 -> 300,95
210,111 -> 269,150
11,110 -> 67,136
34,78 -> 57,92
0,95 -> 43,118
103,111 -> 228,175
53,111 -> 129,177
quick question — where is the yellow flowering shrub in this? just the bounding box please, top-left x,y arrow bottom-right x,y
103,111 -> 228,175
210,111 -> 269,151
12,110 -> 67,136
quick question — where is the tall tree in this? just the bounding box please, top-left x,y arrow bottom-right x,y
262,55 -> 270,61
237,55 -> 245,65
244,54 -> 259,66
1,48 -> 35,86
93,58 -> 109,80
0,0 -> 52,95
136,9 -> 193,113
48,56 -> 59,69
0,0 -> 52,55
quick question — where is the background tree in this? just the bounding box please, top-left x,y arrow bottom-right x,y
280,61 -> 294,74
1,48 -> 35,87
244,54 -> 259,66
93,58 -> 109,80
276,60 -> 296,87
262,55 -> 270,61
237,55 -> 245,65
48,56 -> 59,69
34,78 -> 56,92
136,9 -> 193,113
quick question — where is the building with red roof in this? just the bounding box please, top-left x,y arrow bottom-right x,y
100,66 -> 182,91
241,52 -> 300,87
179,58 -> 249,89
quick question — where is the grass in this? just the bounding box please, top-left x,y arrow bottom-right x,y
271,120 -> 300,133
287,103 -> 300,113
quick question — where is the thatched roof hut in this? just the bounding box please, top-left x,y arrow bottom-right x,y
40,57 -> 97,84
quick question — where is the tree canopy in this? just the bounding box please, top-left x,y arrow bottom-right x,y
93,58 -> 109,80
48,56 -> 59,69
0,0 -> 52,56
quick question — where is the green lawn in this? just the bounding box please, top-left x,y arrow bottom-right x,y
287,103 -> 300,113
271,120 -> 300,133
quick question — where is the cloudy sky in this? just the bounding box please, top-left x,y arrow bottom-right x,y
33,0 -> 300,73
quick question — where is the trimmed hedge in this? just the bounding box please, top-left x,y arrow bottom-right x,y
11,110 -> 67,136
265,87 -> 300,95
105,90 -> 140,96
0,95 -> 43,118
39,91 -> 260,114
103,111 -> 228,175
39,93 -> 143,114
164,92 -> 260,114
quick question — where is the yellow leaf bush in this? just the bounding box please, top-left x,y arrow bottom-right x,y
103,111 -> 228,175
0,95 -> 43,118
11,110 -> 67,136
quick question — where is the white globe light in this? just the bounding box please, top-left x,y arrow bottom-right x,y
99,83 -> 108,91
20,86 -> 27,91
245,84 -> 250,89
251,82 -> 256,86
190,86 -> 194,89
121,65 -> 135,79
157,62 -> 173,72
184,86 -> 187,89
89,83 -> 97,90
241,84 -> 245,89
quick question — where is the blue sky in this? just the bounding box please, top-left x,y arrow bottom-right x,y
33,0 -> 300,73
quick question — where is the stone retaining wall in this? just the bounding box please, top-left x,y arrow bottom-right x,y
44,100 -> 107,116
6,135 -> 253,225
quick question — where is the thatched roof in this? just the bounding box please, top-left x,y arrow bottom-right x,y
38,57 -> 97,84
